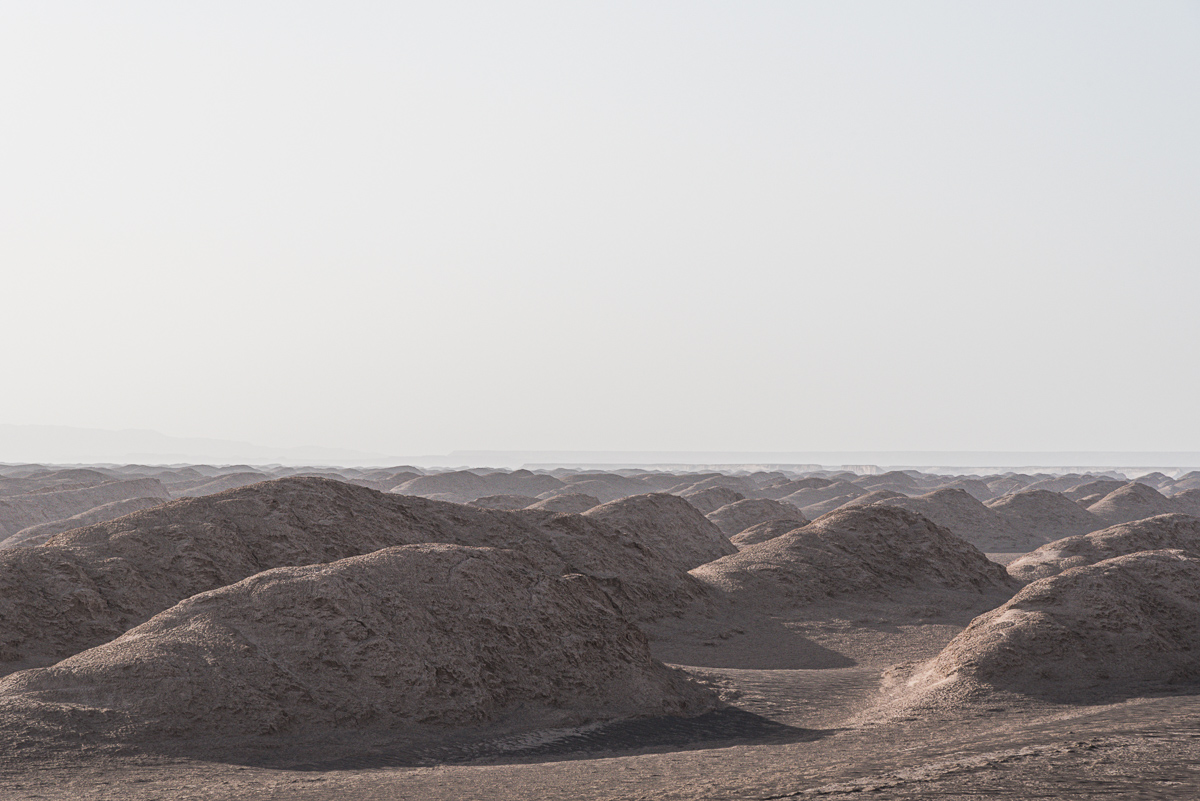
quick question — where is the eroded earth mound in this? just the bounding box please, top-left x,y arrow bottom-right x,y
691,506 -> 1017,616
898,550 -> 1200,707
1007,514 -> 1200,582
0,544 -> 716,751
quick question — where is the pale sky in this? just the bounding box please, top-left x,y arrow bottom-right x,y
3,1 -> 1198,457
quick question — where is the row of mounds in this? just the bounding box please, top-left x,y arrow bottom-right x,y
7,469 -> 1200,762
0,480 -> 725,675
0,480 -> 740,760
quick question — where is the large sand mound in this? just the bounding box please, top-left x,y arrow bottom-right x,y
392,469 -> 564,503
779,481 -> 864,509
168,472 -> 269,498
983,490 -> 1104,550
583,493 -> 736,571
0,479 -> 715,672
0,497 -> 167,549
1062,478 -> 1126,502
1007,514 -> 1200,582
0,544 -> 716,749
524,493 -> 600,514
1085,482 -> 1179,526
467,494 -> 539,510
728,518 -> 807,548
873,488 -> 1011,551
937,478 -> 996,502
899,550 -> 1200,706
691,506 -> 1017,615
705,499 -> 807,537
801,488 -> 903,521
0,479 -> 170,538
681,487 -> 744,515
1172,488 -> 1200,516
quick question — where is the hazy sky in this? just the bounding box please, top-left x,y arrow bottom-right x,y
3,1 -> 1198,457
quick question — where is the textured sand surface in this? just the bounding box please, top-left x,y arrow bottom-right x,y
0,479 -> 717,672
0,545 -> 715,753
1008,513 -> 1200,581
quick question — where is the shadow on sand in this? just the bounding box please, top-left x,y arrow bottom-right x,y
226,707 -> 831,771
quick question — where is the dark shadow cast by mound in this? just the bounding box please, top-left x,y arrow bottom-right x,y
260,707 -> 830,771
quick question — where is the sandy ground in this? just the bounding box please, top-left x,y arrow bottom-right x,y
6,614 -> 1198,800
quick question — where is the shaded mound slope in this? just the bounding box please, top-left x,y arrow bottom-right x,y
0,479 -> 715,673
938,478 -> 996,502
1062,479 -> 1126,502
0,469 -> 116,497
1007,514 -> 1200,582
393,469 -> 564,503
584,494 -> 736,571
691,506 -> 1017,616
801,488 -> 903,521
898,550 -> 1200,707
780,481 -> 864,509
872,488 -> 1010,551
728,519 -> 807,548
0,497 -> 168,549
983,490 -> 1104,550
1172,488 -> 1200,517
1085,482 -> 1179,526
0,544 -> 715,750
467,494 -> 539,511
0,478 -> 170,537
525,494 -> 600,514
680,486 -> 744,515
705,499 -> 806,537
169,472 -> 269,498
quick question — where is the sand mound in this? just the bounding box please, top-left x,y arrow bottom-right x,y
681,487 -> 745,515
987,475 -> 1031,496
1062,479 -> 1126,501
0,544 -> 716,749
0,497 -> 167,549
0,469 -> 115,497
800,489 -> 903,521
728,519 -> 807,548
168,472 -> 270,498
674,475 -> 754,496
0,479 -> 715,672
899,550 -> 1200,706
937,478 -> 996,502
1171,488 -> 1200,517
584,494 -> 736,571
873,488 -> 1012,551
691,506 -> 1017,616
0,479 -> 170,538
393,470 -> 564,502
854,471 -> 918,490
467,494 -> 540,511
536,480 -> 629,504
1007,514 -> 1200,582
705,499 -> 807,537
524,494 -> 600,514
780,481 -> 864,509
983,490 -> 1104,550
1085,482 -> 1179,526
